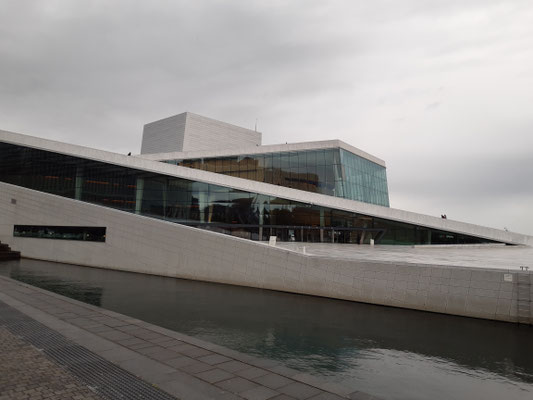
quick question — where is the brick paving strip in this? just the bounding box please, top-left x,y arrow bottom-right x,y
0,328 -> 102,400
0,275 -> 380,400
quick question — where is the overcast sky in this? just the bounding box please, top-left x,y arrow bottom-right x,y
1,0 -> 532,235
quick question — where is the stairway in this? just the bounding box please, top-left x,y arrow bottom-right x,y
517,272 -> 532,325
0,241 -> 21,261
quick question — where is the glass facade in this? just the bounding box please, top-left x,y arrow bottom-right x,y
164,147 -> 390,207
338,149 -> 389,206
14,225 -> 106,242
0,142 -> 496,245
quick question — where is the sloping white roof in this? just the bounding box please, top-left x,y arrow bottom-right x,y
1,128 -> 530,246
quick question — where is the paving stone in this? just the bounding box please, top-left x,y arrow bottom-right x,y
84,324 -> 115,334
216,377 -> 259,394
145,371 -> 187,385
65,317 -> 101,329
117,357 -> 175,377
308,392 -> 346,400
252,373 -> 294,389
90,316 -> 130,327
116,324 -> 144,333
240,385 -> 280,400
99,347 -> 140,363
176,359 -> 214,374
162,355 -> 195,368
168,343 -> 194,352
236,367 -> 271,380
269,365 -> 299,377
290,374 -> 329,391
149,336 -> 178,345
54,312 -> 82,318
218,360 -> 252,373
195,368 -> 236,383
97,329 -> 133,341
249,358 -> 281,369
160,339 -> 185,348
278,382 -> 322,400
116,337 -> 146,347
157,373 -> 241,400
171,343 -> 213,358
267,395 -> 296,400
183,347 -> 214,358
129,328 -> 164,340
148,349 -> 182,362
136,345 -> 167,355
197,353 -> 232,365
127,341 -> 155,350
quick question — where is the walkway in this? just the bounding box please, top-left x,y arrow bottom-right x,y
0,276 -> 378,400
277,243 -> 533,270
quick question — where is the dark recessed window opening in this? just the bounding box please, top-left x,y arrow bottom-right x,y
13,225 -> 106,242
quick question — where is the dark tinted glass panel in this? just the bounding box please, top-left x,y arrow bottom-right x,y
14,225 -> 106,242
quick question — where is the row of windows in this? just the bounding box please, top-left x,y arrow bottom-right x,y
174,149 -> 342,170
190,224 -> 494,245
0,142 -> 496,245
165,148 -> 390,207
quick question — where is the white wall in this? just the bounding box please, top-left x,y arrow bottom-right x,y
140,112 -> 261,154
1,182 -> 531,325
141,113 -> 187,154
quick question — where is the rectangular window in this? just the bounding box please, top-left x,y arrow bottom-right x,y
13,225 -> 106,242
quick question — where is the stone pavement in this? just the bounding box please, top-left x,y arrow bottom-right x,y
0,328 -> 101,400
0,276 -> 379,400
278,243 -> 533,270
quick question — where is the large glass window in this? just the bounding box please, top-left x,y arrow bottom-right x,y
0,142 -> 497,245
166,148 -> 390,207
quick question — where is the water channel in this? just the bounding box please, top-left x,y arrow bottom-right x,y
1,258 -> 532,400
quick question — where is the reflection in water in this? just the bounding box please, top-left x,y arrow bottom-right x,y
1,259 -> 532,400
8,270 -> 103,307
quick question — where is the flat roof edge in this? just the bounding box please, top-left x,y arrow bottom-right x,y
137,139 -> 387,167
144,111 -> 262,135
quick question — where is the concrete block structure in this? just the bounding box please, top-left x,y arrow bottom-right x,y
0,113 -> 531,324
141,112 -> 261,154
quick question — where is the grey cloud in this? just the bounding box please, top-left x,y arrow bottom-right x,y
425,102 -> 441,110
391,154 -> 533,199
1,0 -> 532,234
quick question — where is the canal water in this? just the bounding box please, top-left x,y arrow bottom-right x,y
1,259 -> 532,400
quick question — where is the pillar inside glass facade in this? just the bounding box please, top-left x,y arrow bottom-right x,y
135,178 -> 144,215
75,167 -> 83,200
359,227 -> 366,244
199,191 -> 207,223
258,201 -> 264,240
320,209 -> 325,242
